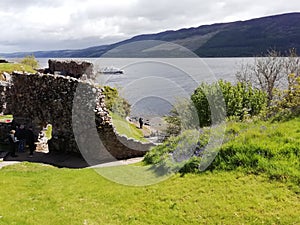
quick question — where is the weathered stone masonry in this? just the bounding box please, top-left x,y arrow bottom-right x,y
47,59 -> 94,79
1,70 -> 154,165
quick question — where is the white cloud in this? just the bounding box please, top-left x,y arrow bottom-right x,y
0,0 -> 300,52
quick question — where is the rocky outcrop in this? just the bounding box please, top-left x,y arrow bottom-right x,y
48,59 -> 94,79
1,71 -> 154,165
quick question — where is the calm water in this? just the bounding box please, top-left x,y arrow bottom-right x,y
35,57 -> 252,81
13,57 -> 254,118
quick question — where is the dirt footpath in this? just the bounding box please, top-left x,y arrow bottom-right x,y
1,151 -> 144,169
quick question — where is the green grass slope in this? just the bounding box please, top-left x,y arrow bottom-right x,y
144,118 -> 300,191
212,118 -> 300,186
111,113 -> 147,142
0,163 -> 299,224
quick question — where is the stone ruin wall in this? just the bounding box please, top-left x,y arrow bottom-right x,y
47,59 -> 94,79
0,82 -> 10,139
0,82 -> 8,113
0,68 -> 154,164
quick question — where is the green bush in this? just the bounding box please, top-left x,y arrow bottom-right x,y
220,80 -> 267,118
164,98 -> 199,136
191,80 -> 267,126
20,55 -> 39,69
269,75 -> 300,121
190,81 -> 225,127
102,86 -> 130,118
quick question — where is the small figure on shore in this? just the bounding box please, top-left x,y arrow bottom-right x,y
139,117 -> 144,129
8,130 -> 18,157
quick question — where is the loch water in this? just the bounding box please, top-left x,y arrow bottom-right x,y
33,57 -> 254,118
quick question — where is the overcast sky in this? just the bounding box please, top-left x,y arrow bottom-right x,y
0,0 -> 300,53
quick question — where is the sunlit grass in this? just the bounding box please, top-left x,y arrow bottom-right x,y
0,162 -> 299,224
111,112 -> 147,142
95,164 -> 172,186
145,117 -> 300,189
0,62 -> 36,75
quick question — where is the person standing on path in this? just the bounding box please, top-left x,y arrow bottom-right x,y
139,117 -> 144,129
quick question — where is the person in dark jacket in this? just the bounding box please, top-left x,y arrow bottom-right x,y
26,127 -> 36,157
139,117 -> 144,129
15,124 -> 26,152
8,130 -> 18,157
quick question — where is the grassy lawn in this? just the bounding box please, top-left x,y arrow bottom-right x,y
0,162 -> 299,225
0,63 -> 36,75
111,113 -> 147,142
95,163 -> 172,186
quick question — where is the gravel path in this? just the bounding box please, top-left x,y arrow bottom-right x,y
0,151 -> 21,169
89,157 -> 144,168
0,160 -> 21,169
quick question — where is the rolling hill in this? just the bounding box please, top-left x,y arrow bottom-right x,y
1,12 -> 300,58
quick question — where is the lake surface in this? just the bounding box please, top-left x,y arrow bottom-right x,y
36,57 -> 253,82
13,57 -> 255,119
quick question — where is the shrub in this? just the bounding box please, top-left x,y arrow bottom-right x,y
191,80 -> 267,126
144,129 -> 210,173
20,55 -> 39,69
164,98 -> 199,136
102,86 -> 131,118
269,75 -> 300,120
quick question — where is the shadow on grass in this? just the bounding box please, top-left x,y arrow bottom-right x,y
1,146 -> 175,186
2,150 -> 89,169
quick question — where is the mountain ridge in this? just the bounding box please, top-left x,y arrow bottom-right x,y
1,12 -> 300,58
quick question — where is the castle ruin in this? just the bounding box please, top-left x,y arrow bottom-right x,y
0,60 -> 154,165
